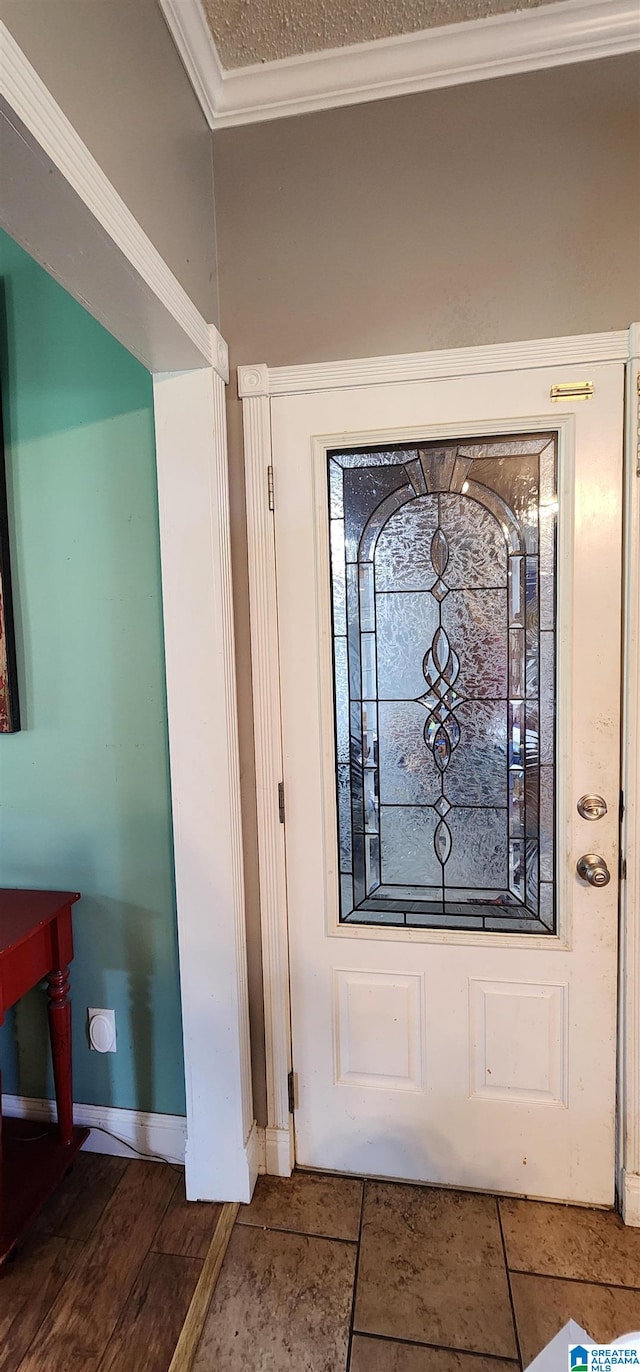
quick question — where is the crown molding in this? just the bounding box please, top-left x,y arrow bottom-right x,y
158,0 -> 223,128
160,0 -> 640,130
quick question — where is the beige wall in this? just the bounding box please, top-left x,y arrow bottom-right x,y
1,0 -> 218,320
214,55 -> 640,1123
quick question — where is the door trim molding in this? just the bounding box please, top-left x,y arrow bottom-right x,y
1,25 -> 255,1201
243,390 -> 295,1176
621,323 -> 640,1224
242,328 -> 637,1208
238,332 -> 629,401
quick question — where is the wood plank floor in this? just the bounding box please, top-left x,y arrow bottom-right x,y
0,1154 -> 221,1372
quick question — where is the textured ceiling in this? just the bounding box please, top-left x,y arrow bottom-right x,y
204,0 -> 560,69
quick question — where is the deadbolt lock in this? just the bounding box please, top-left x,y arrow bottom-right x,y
577,794 -> 607,821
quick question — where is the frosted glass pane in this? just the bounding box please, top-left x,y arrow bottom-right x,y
329,460 -> 344,517
343,464 -> 411,563
375,497 -> 439,591
441,590 -> 508,699
334,637 -> 349,763
328,435 -> 557,933
439,493 -> 508,589
380,805 -> 441,885
337,764 -> 352,871
378,700 -> 441,805
377,592 -> 439,699
445,808 -> 509,887
330,518 -> 346,635
445,701 -> 508,806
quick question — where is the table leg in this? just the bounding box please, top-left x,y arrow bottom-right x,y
0,1065 -> 3,1243
47,967 -> 73,1147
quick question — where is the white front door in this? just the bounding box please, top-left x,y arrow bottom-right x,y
272,361 -> 624,1204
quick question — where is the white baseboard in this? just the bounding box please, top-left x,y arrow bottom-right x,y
2,1094 -> 186,1165
621,1170 -> 640,1226
264,1125 -> 294,1177
246,1120 -> 265,1192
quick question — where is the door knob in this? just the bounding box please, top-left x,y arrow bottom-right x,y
576,853 -> 611,887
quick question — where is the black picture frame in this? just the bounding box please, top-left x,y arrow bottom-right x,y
0,385 -> 20,733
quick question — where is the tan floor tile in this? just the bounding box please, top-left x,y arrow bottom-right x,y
500,1199 -> 640,1287
512,1272 -> 640,1367
236,1169 -> 363,1240
193,1224 -> 357,1371
354,1184 -> 517,1360
350,1334 -> 520,1370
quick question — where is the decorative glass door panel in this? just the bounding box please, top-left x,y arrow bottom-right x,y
329,435 -> 557,934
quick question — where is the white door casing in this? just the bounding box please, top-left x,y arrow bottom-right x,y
241,334 -> 633,1207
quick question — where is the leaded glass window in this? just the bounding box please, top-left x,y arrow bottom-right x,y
328,435 -> 557,934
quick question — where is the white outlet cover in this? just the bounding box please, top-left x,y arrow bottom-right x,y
88,1008 -> 116,1053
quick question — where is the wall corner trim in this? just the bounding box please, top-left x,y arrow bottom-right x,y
160,0 -> 640,130
154,367 -> 254,1202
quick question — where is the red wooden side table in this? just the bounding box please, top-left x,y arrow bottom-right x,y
0,888 -> 88,1268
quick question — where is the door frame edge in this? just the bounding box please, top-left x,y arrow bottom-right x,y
620,323 -> 640,1223
241,376 -> 294,1176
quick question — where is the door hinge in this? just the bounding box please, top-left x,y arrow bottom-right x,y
267,465 -> 275,511
287,1069 -> 296,1114
550,381 -> 594,402
278,781 -> 285,824
620,854 -> 627,881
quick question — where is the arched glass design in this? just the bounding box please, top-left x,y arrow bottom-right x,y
328,435 -> 557,933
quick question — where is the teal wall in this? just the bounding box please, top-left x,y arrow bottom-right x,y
0,230 -> 185,1116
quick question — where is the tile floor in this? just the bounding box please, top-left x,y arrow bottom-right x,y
193,1172 -> 640,1372
4,1157 -> 640,1370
